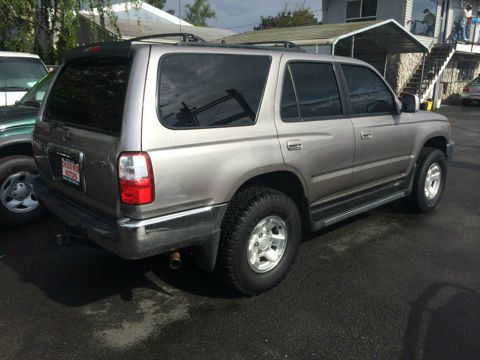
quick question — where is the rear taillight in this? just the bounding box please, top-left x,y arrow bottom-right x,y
463,86 -> 470,93
118,152 -> 154,205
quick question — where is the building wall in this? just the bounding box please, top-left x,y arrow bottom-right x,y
386,52 -> 424,94
322,0 -> 348,23
323,0 -> 406,24
440,55 -> 480,102
377,0 -> 406,23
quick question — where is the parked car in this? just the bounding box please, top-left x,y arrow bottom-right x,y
0,73 -> 53,226
0,52 -> 47,106
462,76 -> 480,105
32,41 -> 454,295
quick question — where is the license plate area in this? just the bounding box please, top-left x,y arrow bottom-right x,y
61,158 -> 80,186
47,144 -> 85,191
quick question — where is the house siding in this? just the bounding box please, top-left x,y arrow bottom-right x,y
323,0 -> 347,23
376,0 -> 406,23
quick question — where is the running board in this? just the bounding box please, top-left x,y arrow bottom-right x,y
312,191 -> 406,231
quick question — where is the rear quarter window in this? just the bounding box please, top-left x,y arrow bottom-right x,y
45,57 -> 129,135
158,54 -> 271,129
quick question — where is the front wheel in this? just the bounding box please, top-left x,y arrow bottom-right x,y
0,155 -> 45,227
216,187 -> 301,296
404,148 -> 447,213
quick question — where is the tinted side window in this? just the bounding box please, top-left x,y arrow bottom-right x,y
158,54 -> 271,129
341,65 -> 394,115
289,62 -> 342,119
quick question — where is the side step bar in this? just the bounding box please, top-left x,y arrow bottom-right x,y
311,191 -> 406,231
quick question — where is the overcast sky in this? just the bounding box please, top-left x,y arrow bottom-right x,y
164,0 -> 323,32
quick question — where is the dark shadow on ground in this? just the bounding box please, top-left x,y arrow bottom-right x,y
401,282 -> 480,360
0,219 -> 239,306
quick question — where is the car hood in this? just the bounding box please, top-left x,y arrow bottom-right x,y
0,105 -> 38,124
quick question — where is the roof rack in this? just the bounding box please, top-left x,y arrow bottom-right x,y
239,41 -> 304,50
127,32 -> 206,43
178,41 -> 305,53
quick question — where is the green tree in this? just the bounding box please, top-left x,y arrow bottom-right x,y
184,0 -> 216,27
144,0 -> 166,9
255,3 -> 318,30
0,0 -> 129,64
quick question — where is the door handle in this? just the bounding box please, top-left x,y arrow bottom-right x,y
287,140 -> 303,151
360,130 -> 373,140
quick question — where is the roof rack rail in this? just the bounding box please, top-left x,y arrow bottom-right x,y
239,41 -> 303,50
179,41 -> 305,53
127,33 -> 206,43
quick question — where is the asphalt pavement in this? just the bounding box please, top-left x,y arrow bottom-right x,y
1,105 -> 479,360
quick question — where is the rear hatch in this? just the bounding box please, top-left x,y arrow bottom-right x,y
33,46 -> 145,219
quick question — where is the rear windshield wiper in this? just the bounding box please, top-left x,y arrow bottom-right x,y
49,120 -> 72,139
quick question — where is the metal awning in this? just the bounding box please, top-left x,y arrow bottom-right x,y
221,19 -> 428,55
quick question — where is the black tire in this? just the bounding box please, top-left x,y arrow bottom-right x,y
462,99 -> 471,106
404,148 -> 447,213
216,187 -> 302,296
0,155 -> 45,227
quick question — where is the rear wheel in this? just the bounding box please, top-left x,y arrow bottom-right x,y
462,99 -> 471,106
404,148 -> 447,213
0,155 -> 45,227
216,187 -> 301,296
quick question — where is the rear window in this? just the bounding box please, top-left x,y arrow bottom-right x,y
0,57 -> 46,91
45,57 -> 129,135
158,54 -> 271,129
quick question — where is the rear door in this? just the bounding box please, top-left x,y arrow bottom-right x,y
274,56 -> 355,206
339,63 -> 414,188
33,52 -> 144,219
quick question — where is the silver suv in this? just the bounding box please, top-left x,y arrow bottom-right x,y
32,39 -> 455,295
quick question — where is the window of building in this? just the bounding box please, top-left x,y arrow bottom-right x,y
409,0 -> 438,37
346,0 -> 378,22
280,62 -> 343,122
341,65 -> 395,115
158,54 -> 271,129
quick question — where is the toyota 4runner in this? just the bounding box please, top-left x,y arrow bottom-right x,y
32,38 -> 455,295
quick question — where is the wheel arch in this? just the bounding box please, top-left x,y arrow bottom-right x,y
229,168 -> 310,230
0,135 -> 33,160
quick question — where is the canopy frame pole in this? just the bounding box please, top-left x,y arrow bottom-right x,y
384,54 -> 388,77
351,36 -> 355,58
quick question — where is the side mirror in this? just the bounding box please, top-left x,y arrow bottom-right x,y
402,95 -> 420,113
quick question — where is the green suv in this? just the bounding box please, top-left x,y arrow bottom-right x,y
0,73 -> 53,226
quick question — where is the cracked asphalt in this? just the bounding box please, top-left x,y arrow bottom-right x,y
0,105 -> 479,359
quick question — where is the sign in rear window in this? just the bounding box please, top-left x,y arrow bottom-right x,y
158,54 -> 271,129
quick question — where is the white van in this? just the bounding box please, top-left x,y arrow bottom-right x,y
0,52 -> 47,106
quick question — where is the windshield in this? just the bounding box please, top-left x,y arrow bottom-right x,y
0,57 -> 47,91
18,73 -> 54,107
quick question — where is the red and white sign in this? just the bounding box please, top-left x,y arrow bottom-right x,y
61,158 -> 80,185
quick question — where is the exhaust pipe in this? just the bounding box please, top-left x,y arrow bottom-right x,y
168,251 -> 182,270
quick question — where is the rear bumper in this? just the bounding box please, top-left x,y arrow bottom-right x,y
461,93 -> 480,100
33,177 -> 227,261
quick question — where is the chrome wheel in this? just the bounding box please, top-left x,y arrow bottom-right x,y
247,216 -> 287,273
0,172 -> 39,214
424,163 -> 441,200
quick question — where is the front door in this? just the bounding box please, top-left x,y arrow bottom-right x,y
274,57 -> 356,207
340,64 -> 414,188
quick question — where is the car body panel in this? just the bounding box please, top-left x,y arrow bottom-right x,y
462,76 -> 480,101
33,46 -> 150,220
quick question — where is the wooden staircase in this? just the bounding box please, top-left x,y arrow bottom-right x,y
400,43 -> 456,102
